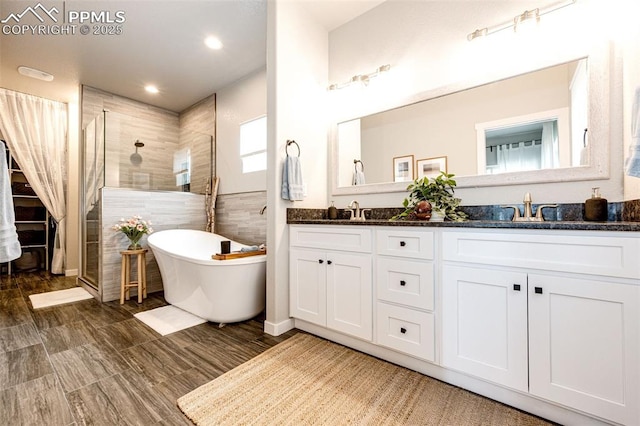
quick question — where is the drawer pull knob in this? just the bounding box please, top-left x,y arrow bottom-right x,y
400,241 -> 406,247
318,259 -> 324,264
513,284 -> 521,291
535,287 -> 543,294
400,280 -> 406,286
400,327 -> 407,334
327,260 -> 332,265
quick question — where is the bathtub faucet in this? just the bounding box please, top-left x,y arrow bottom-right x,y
260,205 -> 267,215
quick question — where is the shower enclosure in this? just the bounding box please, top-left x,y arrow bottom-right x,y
79,110 -> 213,293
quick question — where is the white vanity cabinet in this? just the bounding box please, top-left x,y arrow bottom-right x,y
374,228 -> 436,362
441,230 -> 640,425
441,265 -> 528,391
289,225 -> 372,341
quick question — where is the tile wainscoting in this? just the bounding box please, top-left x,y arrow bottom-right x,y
214,191 -> 267,246
100,188 -> 207,302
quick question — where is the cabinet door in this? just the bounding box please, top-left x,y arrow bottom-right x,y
290,248 -> 326,326
528,274 -> 640,425
442,265 -> 528,392
326,252 -> 372,341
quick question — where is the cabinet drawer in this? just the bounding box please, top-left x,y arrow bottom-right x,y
376,258 -> 434,311
376,302 -> 435,362
290,225 -> 372,253
442,230 -> 640,279
376,228 -> 434,259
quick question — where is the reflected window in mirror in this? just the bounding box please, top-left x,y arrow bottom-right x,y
484,119 -> 558,174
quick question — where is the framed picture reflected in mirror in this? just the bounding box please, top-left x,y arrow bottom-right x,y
393,155 -> 414,182
416,156 -> 447,180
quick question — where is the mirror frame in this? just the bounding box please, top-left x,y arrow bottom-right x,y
330,42 -> 612,196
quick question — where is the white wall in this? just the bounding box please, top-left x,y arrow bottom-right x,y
216,69 -> 267,195
326,0 -> 630,207
265,0 -> 328,335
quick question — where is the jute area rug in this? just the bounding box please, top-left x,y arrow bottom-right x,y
178,333 -> 551,425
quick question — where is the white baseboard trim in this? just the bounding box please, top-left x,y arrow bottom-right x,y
263,318 -> 295,336
65,269 -> 78,277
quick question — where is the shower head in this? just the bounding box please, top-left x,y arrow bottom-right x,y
130,140 -> 144,165
130,153 -> 142,165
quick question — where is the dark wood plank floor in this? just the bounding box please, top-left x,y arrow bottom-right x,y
0,271 -> 297,425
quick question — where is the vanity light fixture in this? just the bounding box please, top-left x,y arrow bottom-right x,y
467,0 -> 576,41
328,64 -> 391,91
513,9 -> 540,32
17,66 -> 54,82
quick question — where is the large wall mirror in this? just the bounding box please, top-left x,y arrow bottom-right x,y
331,44 -> 611,196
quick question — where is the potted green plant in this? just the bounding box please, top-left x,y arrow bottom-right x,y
391,172 -> 468,222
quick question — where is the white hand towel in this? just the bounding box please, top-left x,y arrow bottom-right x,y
625,87 -> 640,177
281,156 -> 305,201
352,162 -> 366,185
352,170 -> 366,185
0,141 -> 21,263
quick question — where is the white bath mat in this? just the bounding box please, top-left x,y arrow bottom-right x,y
134,305 -> 207,336
29,287 -> 94,309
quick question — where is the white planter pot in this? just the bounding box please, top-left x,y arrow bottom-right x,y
430,210 -> 445,222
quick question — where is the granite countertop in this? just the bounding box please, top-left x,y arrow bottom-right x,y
287,202 -> 640,232
287,217 -> 640,231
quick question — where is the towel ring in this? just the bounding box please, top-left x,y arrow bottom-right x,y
286,140 -> 300,157
354,159 -> 364,171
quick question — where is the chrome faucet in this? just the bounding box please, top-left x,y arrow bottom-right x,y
346,200 -> 370,221
523,192 -> 533,219
347,200 -> 360,221
502,193 -> 557,222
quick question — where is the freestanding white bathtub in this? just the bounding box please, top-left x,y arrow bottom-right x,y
147,229 -> 266,324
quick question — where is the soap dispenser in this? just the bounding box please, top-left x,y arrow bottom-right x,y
584,187 -> 608,221
328,201 -> 338,220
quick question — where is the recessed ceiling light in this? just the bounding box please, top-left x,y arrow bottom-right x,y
145,85 -> 159,94
204,36 -> 223,50
17,66 -> 54,82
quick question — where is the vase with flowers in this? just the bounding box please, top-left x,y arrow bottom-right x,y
112,215 -> 153,250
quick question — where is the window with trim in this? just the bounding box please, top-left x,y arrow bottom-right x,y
240,116 -> 267,173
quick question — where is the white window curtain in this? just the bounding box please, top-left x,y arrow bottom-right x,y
496,141 -> 542,173
0,89 -> 67,274
541,121 -> 559,169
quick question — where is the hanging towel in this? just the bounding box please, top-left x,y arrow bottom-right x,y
281,155 -> 305,201
625,88 -> 640,177
0,141 -> 21,263
352,162 -> 366,185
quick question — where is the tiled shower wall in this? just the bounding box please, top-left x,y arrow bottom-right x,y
215,191 -> 267,246
100,188 -> 207,302
82,86 -> 181,191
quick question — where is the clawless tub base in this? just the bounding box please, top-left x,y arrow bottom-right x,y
147,229 -> 266,324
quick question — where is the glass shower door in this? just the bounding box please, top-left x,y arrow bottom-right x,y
80,112 -> 105,288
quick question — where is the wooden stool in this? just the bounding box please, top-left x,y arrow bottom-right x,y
120,249 -> 148,304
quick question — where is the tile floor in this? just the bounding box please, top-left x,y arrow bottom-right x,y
0,271 -> 297,425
